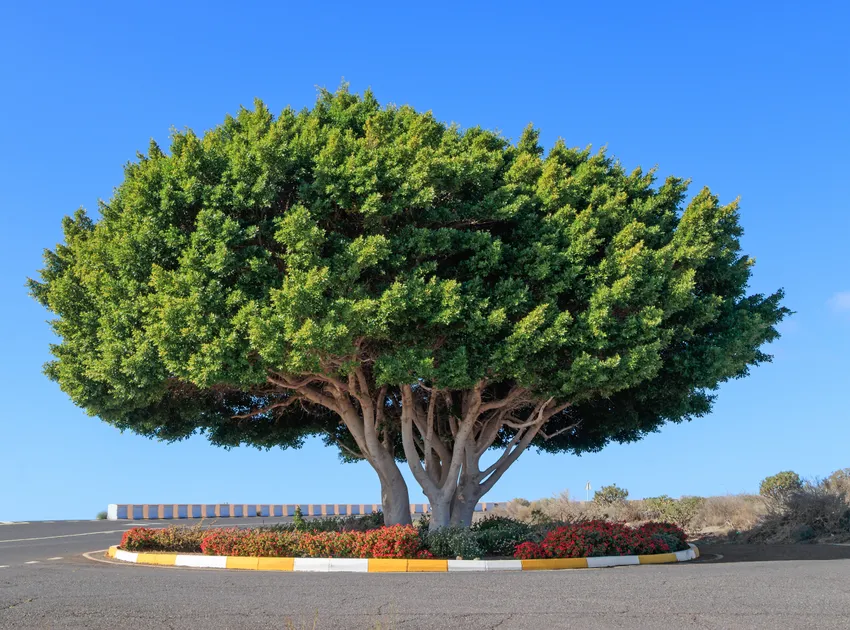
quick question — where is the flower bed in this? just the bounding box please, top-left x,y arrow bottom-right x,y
514,521 -> 686,559
119,517 -> 688,560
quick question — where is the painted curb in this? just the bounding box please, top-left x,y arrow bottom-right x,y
105,543 -> 699,572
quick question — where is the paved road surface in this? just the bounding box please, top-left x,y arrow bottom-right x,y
2,521 -> 850,629
0,518 -> 290,567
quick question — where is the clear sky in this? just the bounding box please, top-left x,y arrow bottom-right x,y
1,1 -> 848,521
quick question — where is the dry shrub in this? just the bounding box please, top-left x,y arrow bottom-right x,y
692,495 -> 766,531
747,482 -> 850,543
499,498 -> 536,522
496,466 -> 850,543
534,491 -> 588,523
499,492 -> 589,524
825,469 -> 850,502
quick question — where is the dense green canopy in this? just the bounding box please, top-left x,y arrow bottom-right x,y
30,87 -> 788,525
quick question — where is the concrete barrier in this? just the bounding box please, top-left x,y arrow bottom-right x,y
106,502 -> 504,520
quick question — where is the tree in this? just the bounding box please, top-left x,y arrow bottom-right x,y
29,86 -> 789,529
760,471 -> 803,503
593,484 -> 629,506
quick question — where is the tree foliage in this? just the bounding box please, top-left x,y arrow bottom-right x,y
593,484 -> 629,506
760,471 -> 803,502
30,85 -> 789,526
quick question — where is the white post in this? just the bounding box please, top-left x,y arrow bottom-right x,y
107,504 -> 118,521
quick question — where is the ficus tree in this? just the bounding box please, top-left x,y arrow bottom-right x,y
30,86 -> 788,529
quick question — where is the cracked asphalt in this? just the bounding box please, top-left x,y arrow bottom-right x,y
3,521 -> 850,629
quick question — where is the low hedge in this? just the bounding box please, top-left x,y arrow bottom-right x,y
119,519 -> 687,560
121,524 -> 433,559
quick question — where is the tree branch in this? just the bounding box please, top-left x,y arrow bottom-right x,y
400,384 -> 439,497
332,436 -> 366,460
476,399 -> 567,496
231,395 -> 302,419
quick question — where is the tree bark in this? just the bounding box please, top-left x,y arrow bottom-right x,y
378,466 -> 413,526
429,498 -> 453,530
449,483 -> 481,528
267,372 -> 572,532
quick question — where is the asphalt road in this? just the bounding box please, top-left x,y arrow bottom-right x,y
0,518 -> 291,567
2,521 -> 850,629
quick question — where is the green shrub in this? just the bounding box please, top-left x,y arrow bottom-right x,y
425,527 -> 483,559
263,511 -> 385,534
642,495 -> 705,529
414,514 -> 430,537
759,471 -> 803,502
471,517 -> 531,556
593,484 -> 629,506
339,512 -> 385,532
475,528 -> 526,557
471,515 -> 529,533
293,506 -> 306,530
96,511 -> 107,520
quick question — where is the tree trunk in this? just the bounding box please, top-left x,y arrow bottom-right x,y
428,498 -> 452,531
376,463 -> 413,526
449,486 -> 481,528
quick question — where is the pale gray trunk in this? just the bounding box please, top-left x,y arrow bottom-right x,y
428,498 -> 452,531
377,465 -> 412,526
449,487 -> 481,528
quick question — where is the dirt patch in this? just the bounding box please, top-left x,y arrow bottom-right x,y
696,542 -> 850,563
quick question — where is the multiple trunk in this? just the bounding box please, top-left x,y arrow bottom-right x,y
263,367 -> 574,530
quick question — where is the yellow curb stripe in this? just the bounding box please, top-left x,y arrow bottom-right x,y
108,547 -> 698,571
406,559 -> 448,572
521,558 -> 588,570
257,557 -> 294,571
226,556 -> 259,570
136,553 -> 177,566
368,559 -> 408,572
638,553 -> 678,564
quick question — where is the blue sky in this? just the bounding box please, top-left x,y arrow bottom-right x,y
1,1 -> 848,521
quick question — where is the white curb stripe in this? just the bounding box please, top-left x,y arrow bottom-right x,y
587,555 -> 641,568
114,549 -> 138,563
675,548 -> 695,562
448,560 -> 487,572
105,544 -> 699,572
486,560 -> 523,571
294,558 -> 330,572
329,558 -> 368,572
175,555 -> 227,569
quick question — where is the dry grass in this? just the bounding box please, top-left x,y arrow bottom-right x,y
692,495 -> 767,532
499,493 -> 722,532
498,466 -> 850,544
746,482 -> 850,544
